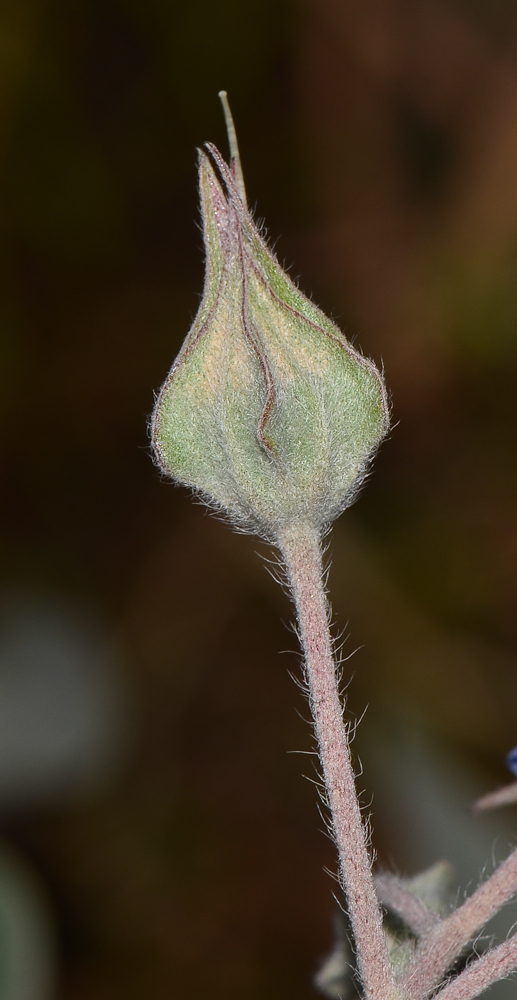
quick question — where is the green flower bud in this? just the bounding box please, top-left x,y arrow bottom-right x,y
151,98 -> 389,539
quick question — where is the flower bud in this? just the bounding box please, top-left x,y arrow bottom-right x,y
151,120 -> 389,540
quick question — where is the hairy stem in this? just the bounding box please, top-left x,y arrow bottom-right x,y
435,934 -> 517,1000
402,846 -> 517,998
277,520 -> 403,1000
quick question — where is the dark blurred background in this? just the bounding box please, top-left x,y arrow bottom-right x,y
1,0 -> 517,997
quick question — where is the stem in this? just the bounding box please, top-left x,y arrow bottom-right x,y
472,782 -> 517,813
403,846 -> 517,999
277,520 -> 403,1000
434,935 -> 517,1000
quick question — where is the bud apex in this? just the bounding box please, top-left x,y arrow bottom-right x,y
152,111 -> 389,540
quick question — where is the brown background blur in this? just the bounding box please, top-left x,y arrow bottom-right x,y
2,0 -> 517,997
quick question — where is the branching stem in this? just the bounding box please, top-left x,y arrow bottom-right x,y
402,846 -> 517,998
277,520 -> 404,1000
435,934 -> 517,1000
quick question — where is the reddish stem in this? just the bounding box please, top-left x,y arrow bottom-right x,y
277,521 -> 403,1000
402,846 -> 517,999
435,934 -> 517,1000
472,782 -> 517,813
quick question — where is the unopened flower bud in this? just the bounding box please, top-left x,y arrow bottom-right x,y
151,97 -> 389,540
